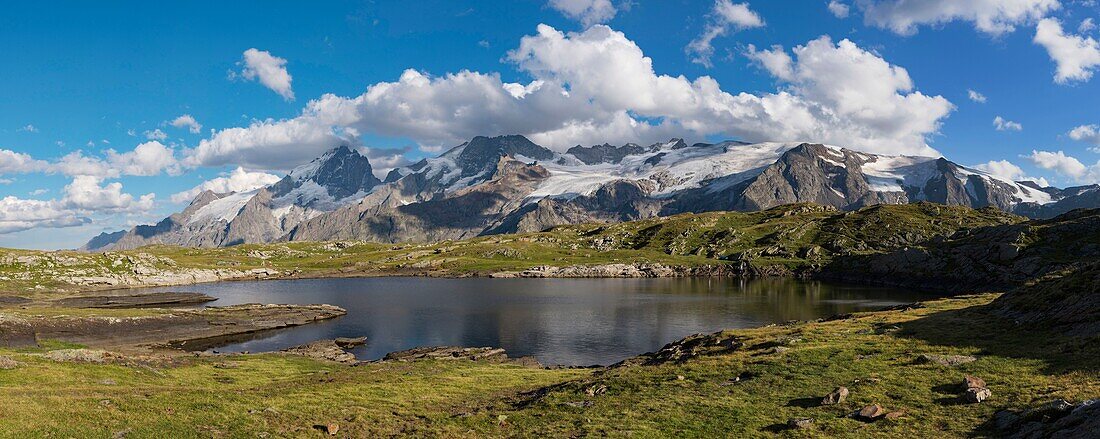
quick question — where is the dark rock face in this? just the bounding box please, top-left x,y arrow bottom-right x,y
269,145 -> 381,203
454,135 -> 554,179
565,141 -> 669,165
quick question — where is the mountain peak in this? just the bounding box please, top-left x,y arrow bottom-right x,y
455,135 -> 554,178
272,145 -> 381,204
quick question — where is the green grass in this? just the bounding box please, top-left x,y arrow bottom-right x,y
0,203 -> 1025,301
1,294 -> 1095,438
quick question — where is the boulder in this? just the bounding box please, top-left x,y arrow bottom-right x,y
965,387 -> 992,403
963,375 -> 986,389
821,386 -> 849,405
787,418 -> 814,430
856,404 -> 887,421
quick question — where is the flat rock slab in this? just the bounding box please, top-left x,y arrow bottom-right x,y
3,303 -> 345,352
52,292 -> 216,308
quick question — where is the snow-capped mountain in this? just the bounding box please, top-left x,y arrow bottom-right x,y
83,135 -> 1096,250
90,145 -> 381,251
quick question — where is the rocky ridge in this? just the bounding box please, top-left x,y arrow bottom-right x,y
83,135 -> 1098,251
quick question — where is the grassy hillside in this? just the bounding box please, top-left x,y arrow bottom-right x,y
1,294 -> 1096,437
0,203 -> 1024,299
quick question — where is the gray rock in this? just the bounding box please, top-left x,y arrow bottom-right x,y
821,386 -> 849,405
965,387 -> 992,403
787,418 -> 814,430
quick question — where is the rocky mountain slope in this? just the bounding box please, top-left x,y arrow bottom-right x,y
84,135 -> 1097,250
88,146 -> 380,251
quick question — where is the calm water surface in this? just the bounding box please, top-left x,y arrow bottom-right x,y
138,277 -> 930,365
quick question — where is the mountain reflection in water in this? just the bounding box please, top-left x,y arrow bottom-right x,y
135,277 -> 931,365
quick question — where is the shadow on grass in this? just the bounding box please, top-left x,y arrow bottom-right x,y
893,304 -> 1099,375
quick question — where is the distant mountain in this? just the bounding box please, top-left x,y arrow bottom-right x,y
79,230 -> 126,252
82,135 -> 1095,251
99,145 -> 381,250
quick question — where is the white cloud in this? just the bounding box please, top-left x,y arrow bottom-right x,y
1068,123 -> 1100,148
968,89 -> 988,103
184,116 -> 346,170
1024,149 -> 1093,180
548,0 -> 617,27
0,149 -> 49,175
0,196 -> 88,234
746,44 -> 795,80
62,176 -> 155,212
1035,18 -> 1100,83
171,167 -> 281,203
974,159 -> 1050,186
994,116 -> 1023,131
17,124 -> 38,133
185,25 -> 951,170
858,0 -> 1061,36
51,151 -> 117,178
169,114 -> 203,134
688,1 -> 765,67
0,176 -> 154,235
144,128 -> 168,141
105,141 -> 180,177
828,1 -> 851,18
234,48 -> 295,101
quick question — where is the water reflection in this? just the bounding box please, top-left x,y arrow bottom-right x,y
136,277 -> 931,365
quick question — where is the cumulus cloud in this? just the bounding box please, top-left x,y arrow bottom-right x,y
184,116 -> 346,170
974,159 -> 1050,186
0,149 -> 49,175
171,167 -> 281,203
184,24 -> 952,171
1024,149 -> 1098,181
170,114 -> 203,134
62,176 -> 155,212
0,176 -> 154,235
17,124 -> 38,133
234,48 -> 295,101
688,1 -> 765,67
1068,123 -> 1100,149
968,89 -> 988,103
0,196 -> 88,234
828,1 -> 851,18
548,0 -> 617,27
1034,18 -> 1100,83
105,141 -> 180,177
994,116 -> 1023,131
1081,17 -> 1097,33
858,0 -> 1061,36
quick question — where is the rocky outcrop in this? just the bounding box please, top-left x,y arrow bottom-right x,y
1,303 -> 346,351
52,292 -> 216,308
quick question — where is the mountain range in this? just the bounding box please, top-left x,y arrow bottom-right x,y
81,135 -> 1100,251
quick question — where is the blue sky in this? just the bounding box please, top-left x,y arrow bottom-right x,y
2,0 -> 1099,249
